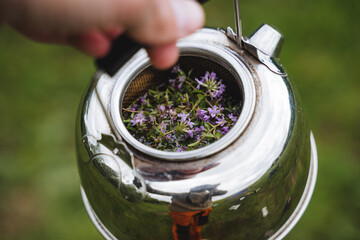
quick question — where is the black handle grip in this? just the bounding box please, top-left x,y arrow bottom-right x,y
96,34 -> 141,76
96,0 -> 209,76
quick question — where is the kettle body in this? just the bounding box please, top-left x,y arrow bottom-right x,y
76,25 -> 317,240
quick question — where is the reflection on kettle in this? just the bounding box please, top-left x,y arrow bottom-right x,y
150,184 -> 227,240
170,207 -> 212,240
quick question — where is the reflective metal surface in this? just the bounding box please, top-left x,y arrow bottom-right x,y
76,27 -> 318,239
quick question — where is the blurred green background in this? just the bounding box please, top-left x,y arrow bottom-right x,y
0,0 -> 359,239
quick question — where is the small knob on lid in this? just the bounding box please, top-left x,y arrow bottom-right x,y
247,24 -> 284,58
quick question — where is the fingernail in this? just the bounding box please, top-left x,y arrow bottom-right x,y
170,0 -> 205,36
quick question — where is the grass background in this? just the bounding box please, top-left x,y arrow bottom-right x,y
0,0 -> 359,239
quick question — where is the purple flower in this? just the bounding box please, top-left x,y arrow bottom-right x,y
211,80 -> 225,99
170,73 -> 186,89
208,105 -> 220,118
228,113 -> 238,122
195,126 -> 205,133
202,115 -> 210,122
158,105 -> 166,112
195,108 -> 207,119
130,111 -> 147,126
194,136 -> 199,141
131,103 -> 139,111
198,71 -> 226,99
187,120 -> 195,128
169,78 -> 177,87
187,129 -> 194,138
202,71 -> 217,82
215,116 -> 226,126
177,112 -> 189,123
195,108 -> 212,122
139,94 -> 148,105
178,76 -> 185,82
219,80 -> 226,93
149,115 -> 155,123
218,126 -> 229,135
159,121 -> 167,133
194,126 -> 205,140
166,133 -> 176,141
195,78 -> 203,89
176,146 -> 187,152
171,65 -> 181,73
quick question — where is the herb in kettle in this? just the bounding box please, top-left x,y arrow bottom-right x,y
122,65 -> 241,152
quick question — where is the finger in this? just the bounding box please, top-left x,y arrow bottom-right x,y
67,27 -> 123,57
126,0 -> 205,45
104,27 -> 124,40
69,30 -> 112,57
147,42 -> 179,70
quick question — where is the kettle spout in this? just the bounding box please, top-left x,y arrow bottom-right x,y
247,24 -> 284,58
242,24 -> 286,75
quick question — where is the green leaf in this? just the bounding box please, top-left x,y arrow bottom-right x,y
190,90 -> 203,94
197,94 -> 206,100
213,128 -> 217,136
203,133 -> 215,138
148,89 -> 157,95
188,69 -> 193,77
214,131 -> 222,139
188,142 -> 199,147
185,93 -> 189,102
127,126 -> 137,132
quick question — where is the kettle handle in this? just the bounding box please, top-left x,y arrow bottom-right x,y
95,0 -> 209,76
95,34 -> 140,76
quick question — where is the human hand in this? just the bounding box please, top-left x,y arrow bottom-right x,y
0,0 -> 205,69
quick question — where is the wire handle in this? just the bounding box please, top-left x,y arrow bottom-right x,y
234,0 -> 243,48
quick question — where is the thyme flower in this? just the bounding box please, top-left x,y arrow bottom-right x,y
195,71 -> 226,99
178,112 -> 189,123
208,105 -> 220,118
130,111 -> 147,126
228,113 -> 238,122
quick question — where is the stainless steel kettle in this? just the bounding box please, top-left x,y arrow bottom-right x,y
76,2 -> 318,239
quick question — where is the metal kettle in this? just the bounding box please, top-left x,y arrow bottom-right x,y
76,2 -> 318,239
